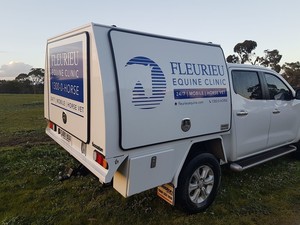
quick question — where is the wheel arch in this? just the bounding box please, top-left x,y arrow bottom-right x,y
173,137 -> 226,188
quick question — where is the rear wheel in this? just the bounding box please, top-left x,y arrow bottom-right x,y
176,153 -> 221,213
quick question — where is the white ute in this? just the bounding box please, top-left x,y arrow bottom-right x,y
44,23 -> 300,213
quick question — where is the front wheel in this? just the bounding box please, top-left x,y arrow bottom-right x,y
176,153 -> 221,213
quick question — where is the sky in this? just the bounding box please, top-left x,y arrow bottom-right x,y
0,0 -> 300,79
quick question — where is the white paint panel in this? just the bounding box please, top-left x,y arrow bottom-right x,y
110,30 -> 231,149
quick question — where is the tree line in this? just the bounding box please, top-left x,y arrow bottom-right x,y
0,40 -> 299,94
0,68 -> 44,94
226,40 -> 300,88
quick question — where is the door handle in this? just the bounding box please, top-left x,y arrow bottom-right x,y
237,110 -> 248,116
273,109 -> 280,114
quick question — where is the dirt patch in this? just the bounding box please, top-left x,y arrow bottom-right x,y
0,130 -> 52,147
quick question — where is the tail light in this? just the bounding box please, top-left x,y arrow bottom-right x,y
48,121 -> 57,131
48,121 -> 54,129
93,151 -> 108,169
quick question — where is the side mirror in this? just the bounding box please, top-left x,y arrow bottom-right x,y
295,89 -> 300,100
274,89 -> 293,101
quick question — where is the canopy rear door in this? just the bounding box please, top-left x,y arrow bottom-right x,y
47,33 -> 89,143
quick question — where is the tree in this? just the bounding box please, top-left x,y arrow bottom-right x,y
226,54 -> 239,64
234,40 -> 258,64
227,40 -> 258,64
226,40 -> 282,72
15,68 -> 45,85
282,62 -> 300,88
11,68 -> 45,94
257,49 -> 282,73
15,73 -> 29,82
28,68 -> 44,85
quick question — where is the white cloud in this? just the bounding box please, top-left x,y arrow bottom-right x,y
0,61 -> 32,80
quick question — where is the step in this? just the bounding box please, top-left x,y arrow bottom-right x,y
230,145 -> 297,172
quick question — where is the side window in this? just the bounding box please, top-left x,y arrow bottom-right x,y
265,73 -> 292,100
232,70 -> 262,100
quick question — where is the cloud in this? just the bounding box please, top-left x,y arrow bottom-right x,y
0,61 -> 32,79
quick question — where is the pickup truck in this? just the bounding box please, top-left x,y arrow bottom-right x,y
44,23 -> 300,213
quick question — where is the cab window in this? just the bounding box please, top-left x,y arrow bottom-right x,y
265,73 -> 292,100
232,70 -> 262,100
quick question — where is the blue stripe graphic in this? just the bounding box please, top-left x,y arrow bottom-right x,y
126,56 -> 166,110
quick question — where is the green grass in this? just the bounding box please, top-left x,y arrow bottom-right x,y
0,94 -> 45,148
1,94 -> 300,225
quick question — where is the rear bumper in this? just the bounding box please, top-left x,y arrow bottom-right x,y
46,128 -> 116,183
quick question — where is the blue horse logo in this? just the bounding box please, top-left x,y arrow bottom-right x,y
126,56 -> 166,109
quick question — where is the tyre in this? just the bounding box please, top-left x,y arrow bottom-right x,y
176,153 -> 221,213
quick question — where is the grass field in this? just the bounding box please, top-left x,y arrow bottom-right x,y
1,94 -> 300,225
